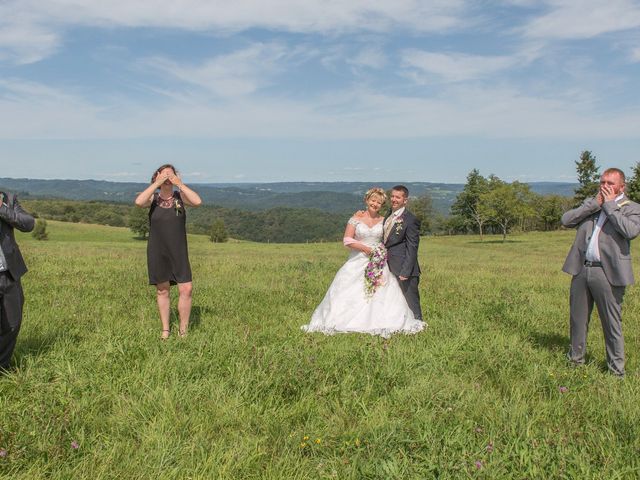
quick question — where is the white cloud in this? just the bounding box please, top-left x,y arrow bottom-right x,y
0,22 -> 60,64
630,46 -> 640,62
522,0 -> 640,40
0,78 -> 94,108
143,43 -> 289,97
95,171 -> 139,178
349,47 -> 388,69
402,50 -> 517,82
401,43 -> 548,83
0,0 -> 471,63
1,76 -> 639,142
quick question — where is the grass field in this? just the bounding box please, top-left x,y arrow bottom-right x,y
1,221 -> 640,479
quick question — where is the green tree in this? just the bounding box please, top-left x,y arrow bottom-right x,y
625,161 -> 640,202
128,207 -> 149,239
573,150 -> 600,206
439,214 -> 467,236
538,194 -> 571,231
31,218 -> 48,240
209,219 -> 229,243
450,169 -> 491,240
478,182 -> 535,242
409,193 -> 436,234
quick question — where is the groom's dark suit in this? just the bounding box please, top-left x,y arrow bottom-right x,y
0,192 -> 35,370
384,208 -> 422,320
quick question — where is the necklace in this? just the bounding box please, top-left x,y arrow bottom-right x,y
157,193 -> 174,208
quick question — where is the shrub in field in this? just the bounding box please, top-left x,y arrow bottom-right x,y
128,207 -> 149,239
31,218 -> 48,240
209,218 -> 228,243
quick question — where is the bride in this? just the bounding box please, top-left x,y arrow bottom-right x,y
302,187 -> 425,338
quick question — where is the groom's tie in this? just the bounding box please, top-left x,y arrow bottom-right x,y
383,214 -> 395,243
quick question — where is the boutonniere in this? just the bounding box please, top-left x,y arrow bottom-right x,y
394,217 -> 404,234
174,198 -> 183,216
618,200 -> 630,207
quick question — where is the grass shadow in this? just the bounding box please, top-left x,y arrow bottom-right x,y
13,330 -> 64,365
468,239 -> 523,244
529,330 -> 601,365
597,360 -> 612,375
529,331 -> 568,353
172,305 -> 215,331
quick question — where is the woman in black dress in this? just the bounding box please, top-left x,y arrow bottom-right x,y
135,164 -> 202,339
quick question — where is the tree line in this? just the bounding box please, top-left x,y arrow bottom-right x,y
441,150 -> 640,241
22,199 -> 347,243
19,149 -> 639,243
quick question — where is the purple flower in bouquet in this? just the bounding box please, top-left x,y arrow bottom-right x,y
364,243 -> 387,297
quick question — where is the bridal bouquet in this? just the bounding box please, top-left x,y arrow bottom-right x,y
365,243 -> 387,297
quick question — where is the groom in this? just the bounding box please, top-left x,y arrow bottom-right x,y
384,185 -> 423,320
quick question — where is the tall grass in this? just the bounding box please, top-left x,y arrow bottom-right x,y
1,222 -> 639,478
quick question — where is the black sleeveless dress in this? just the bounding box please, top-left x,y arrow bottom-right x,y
147,192 -> 192,285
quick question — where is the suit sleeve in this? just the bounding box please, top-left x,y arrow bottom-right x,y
399,215 -> 420,277
561,198 -> 600,228
602,200 -> 640,240
0,195 -> 35,232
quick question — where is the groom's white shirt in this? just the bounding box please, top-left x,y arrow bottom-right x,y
385,207 -> 405,227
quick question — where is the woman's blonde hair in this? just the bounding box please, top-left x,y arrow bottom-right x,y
364,187 -> 387,203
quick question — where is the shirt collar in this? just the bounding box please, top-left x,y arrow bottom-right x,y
392,207 -> 405,217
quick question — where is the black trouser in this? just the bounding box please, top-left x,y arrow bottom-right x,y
0,271 -> 24,370
398,275 -> 422,320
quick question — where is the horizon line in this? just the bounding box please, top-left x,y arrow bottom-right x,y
0,176 -> 578,185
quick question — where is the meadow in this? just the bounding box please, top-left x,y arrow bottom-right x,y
1,221 -> 640,479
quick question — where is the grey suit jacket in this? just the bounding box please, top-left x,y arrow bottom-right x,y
561,196 -> 640,286
0,192 -> 35,280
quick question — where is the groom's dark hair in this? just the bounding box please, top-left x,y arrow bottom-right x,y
392,185 -> 409,197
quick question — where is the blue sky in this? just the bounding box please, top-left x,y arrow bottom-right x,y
1,0 -> 640,184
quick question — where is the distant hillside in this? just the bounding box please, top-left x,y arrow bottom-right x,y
0,177 -> 576,215
20,198 -> 347,243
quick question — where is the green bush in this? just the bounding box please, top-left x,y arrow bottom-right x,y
31,218 -> 48,240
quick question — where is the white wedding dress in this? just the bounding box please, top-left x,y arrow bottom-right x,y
301,218 -> 425,338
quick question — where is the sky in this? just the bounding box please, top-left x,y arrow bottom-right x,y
1,0 -> 640,184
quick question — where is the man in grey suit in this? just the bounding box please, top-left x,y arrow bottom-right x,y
0,191 -> 35,371
561,168 -> 640,377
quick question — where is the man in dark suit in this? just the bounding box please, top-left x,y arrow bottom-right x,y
561,168 -> 640,377
0,191 -> 35,371
384,185 -> 423,320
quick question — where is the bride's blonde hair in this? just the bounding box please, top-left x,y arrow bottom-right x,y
364,187 -> 387,203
